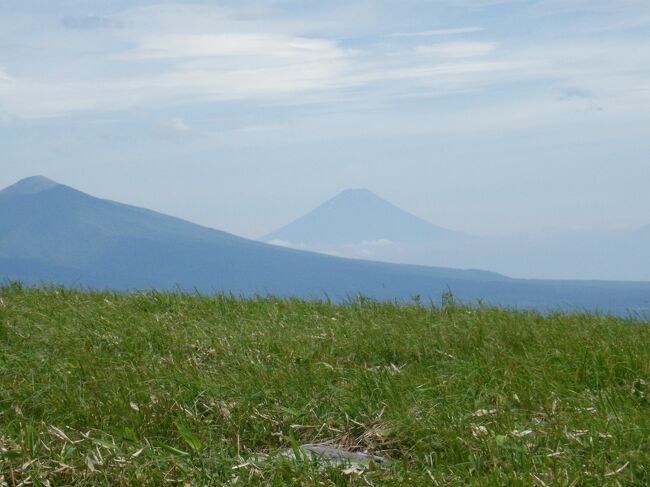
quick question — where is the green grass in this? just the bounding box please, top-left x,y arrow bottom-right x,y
0,284 -> 648,486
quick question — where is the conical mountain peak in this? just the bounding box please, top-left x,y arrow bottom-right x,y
263,189 -> 467,245
336,188 -> 381,199
339,187 -> 374,195
333,188 -> 389,204
1,175 -> 60,196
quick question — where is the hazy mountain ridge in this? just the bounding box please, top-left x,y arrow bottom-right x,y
0,177 -> 504,290
1,176 -> 649,315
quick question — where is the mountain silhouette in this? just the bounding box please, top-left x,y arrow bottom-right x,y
1,176 -> 649,315
0,176 -> 500,293
262,188 -> 467,246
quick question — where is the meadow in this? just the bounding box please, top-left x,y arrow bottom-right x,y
0,284 -> 648,485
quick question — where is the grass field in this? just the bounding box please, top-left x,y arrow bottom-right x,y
0,284 -> 648,485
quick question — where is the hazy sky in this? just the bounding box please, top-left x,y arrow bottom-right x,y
2,0 -> 649,238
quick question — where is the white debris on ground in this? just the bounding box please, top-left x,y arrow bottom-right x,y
279,444 -> 388,466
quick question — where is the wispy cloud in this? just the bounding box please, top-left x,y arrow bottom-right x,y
120,34 -> 346,61
415,42 -> 497,58
0,4 -> 524,118
392,27 -> 484,37
0,1 -> 648,126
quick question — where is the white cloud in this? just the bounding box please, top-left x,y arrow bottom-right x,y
0,2 -> 648,125
0,69 -> 12,82
416,42 -> 497,58
0,15 -> 517,118
268,239 -> 303,248
392,27 -> 484,37
121,34 -> 345,61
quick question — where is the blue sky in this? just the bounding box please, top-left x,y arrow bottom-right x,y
1,0 -> 649,238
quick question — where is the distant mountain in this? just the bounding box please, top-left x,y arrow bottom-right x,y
262,188 -> 467,246
1,176 -> 649,316
261,188 -> 650,282
0,176 -> 504,295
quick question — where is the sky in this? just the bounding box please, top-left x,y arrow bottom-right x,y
1,0 -> 649,239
